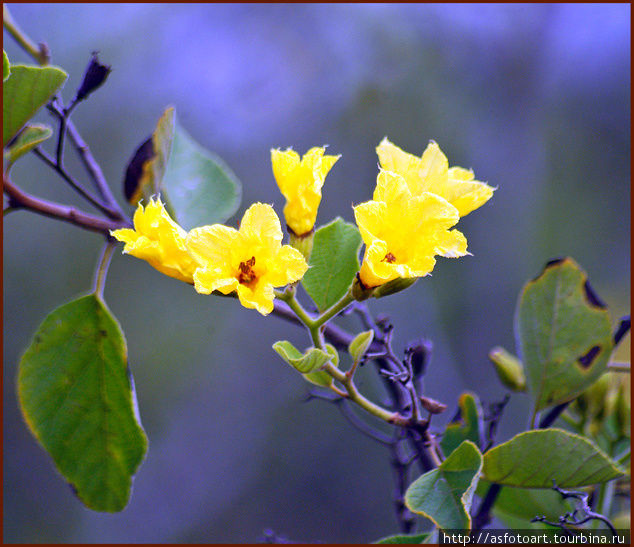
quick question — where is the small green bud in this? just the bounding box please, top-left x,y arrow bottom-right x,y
372,277 -> 417,298
488,346 -> 526,392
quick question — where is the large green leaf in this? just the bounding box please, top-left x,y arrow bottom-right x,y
405,440 -> 483,530
440,392 -> 484,457
516,258 -> 613,411
3,63 -> 67,146
482,428 -> 625,488
18,295 -> 148,512
162,120 -> 241,229
5,123 -> 52,165
301,218 -> 362,311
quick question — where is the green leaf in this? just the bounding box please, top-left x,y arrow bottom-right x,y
3,50 -> 10,81
482,428 -> 625,488
516,258 -> 613,411
272,341 -> 333,374
475,481 -> 573,529
348,330 -> 374,362
303,344 -> 338,387
302,218 -> 362,311
374,533 -> 430,544
303,369 -> 333,388
405,440 -> 483,530
3,64 -> 67,146
18,295 -> 148,512
440,392 -> 484,457
162,120 -> 241,229
5,123 -> 52,164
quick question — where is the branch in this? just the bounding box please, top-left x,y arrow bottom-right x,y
47,101 -> 126,218
3,175 -> 130,234
32,148 -> 120,219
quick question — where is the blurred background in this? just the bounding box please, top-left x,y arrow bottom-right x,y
3,3 -> 630,543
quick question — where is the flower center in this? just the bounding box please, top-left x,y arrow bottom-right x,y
382,252 -> 396,264
238,256 -> 257,285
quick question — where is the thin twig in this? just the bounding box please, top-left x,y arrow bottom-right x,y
32,148 -> 119,218
47,101 -> 125,217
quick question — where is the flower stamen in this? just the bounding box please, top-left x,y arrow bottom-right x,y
382,252 -> 396,264
238,256 -> 257,285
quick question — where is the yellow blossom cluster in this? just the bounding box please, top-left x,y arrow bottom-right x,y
112,139 -> 493,313
354,138 -> 494,288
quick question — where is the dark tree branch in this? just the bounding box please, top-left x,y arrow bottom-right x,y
3,175 -> 130,234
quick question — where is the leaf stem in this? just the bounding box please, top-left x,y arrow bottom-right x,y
313,290 -> 355,329
93,239 -> 117,298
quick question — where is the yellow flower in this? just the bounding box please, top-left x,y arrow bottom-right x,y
271,146 -> 340,236
186,203 -> 308,315
376,138 -> 494,217
111,198 -> 197,283
354,170 -> 467,288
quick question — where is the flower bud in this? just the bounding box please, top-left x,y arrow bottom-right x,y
75,52 -> 111,103
488,346 -> 526,392
372,277 -> 418,298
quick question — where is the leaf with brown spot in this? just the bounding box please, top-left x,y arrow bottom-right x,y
516,258 -> 614,412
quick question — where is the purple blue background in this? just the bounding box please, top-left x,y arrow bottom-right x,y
4,3 -> 630,543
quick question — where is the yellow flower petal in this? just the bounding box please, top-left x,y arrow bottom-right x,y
377,138 -> 494,217
359,240 -> 396,288
111,198 -> 196,283
265,245 -> 309,287
373,170 -> 411,205
353,200 -> 387,245
193,268 -> 238,295
442,179 -> 495,217
271,148 -> 301,198
239,202 -> 283,250
236,282 -> 275,315
186,224 -> 238,267
434,229 -> 468,258
418,141 -> 449,187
